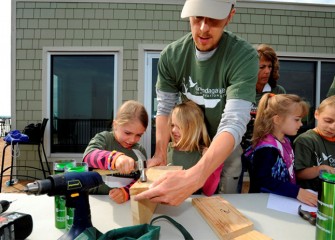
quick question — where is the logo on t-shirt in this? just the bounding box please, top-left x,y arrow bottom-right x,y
181,76 -> 226,109
317,152 -> 335,167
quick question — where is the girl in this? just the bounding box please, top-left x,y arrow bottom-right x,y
294,95 -> 335,192
167,101 -> 223,196
83,100 -> 148,204
245,93 -> 317,206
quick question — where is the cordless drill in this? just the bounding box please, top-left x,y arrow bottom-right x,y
23,171 -> 103,240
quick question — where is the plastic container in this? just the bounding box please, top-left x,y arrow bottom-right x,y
316,171 -> 335,240
53,160 -> 76,229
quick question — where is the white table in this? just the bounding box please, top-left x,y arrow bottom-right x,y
0,193 -> 315,239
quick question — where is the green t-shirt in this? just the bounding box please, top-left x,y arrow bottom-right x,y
294,129 -> 335,191
327,77 -> 335,97
156,31 -> 258,138
83,131 -> 147,160
167,142 -> 202,170
83,131 -> 147,195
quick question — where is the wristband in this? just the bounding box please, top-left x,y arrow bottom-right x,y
108,151 -> 117,170
120,187 -> 129,201
110,152 -> 125,170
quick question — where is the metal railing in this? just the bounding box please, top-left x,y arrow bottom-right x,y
51,118 -> 111,153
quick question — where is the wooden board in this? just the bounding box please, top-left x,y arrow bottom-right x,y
130,166 -> 182,224
93,169 -> 114,175
130,197 -> 157,225
233,230 -> 272,240
192,196 -> 254,240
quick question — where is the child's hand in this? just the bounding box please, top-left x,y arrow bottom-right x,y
319,165 -> 335,174
115,155 -> 136,174
297,188 -> 317,207
109,188 -> 127,204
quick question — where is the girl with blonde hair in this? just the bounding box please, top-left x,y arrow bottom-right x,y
245,93 -> 317,206
83,100 -> 148,204
167,100 -> 223,196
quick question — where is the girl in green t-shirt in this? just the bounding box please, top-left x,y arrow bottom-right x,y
83,100 -> 148,203
167,100 -> 223,196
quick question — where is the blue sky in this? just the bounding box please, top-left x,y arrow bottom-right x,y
0,0 -> 334,116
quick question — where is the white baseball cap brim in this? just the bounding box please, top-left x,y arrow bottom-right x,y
181,0 -> 236,20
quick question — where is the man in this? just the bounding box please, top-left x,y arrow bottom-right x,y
135,0 -> 258,205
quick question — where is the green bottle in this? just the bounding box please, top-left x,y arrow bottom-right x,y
316,171 -> 335,240
64,162 -> 88,231
53,160 -> 76,229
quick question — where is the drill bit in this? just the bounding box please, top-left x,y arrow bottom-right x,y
0,200 -> 14,214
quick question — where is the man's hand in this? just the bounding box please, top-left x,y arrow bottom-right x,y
147,154 -> 166,167
134,169 -> 202,206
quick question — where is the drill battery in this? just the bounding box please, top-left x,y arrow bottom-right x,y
0,212 -> 33,240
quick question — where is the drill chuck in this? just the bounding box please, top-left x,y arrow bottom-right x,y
24,180 -> 53,195
24,171 -> 103,196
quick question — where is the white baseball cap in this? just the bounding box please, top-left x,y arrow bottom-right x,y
181,0 -> 236,20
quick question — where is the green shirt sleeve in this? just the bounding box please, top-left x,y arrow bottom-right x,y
327,77 -> 335,97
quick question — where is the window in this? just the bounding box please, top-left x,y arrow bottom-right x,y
278,57 -> 335,134
279,60 -> 316,130
320,62 -> 335,100
43,48 -> 123,157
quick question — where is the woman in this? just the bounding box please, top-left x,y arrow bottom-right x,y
241,44 -> 286,150
256,44 -> 286,104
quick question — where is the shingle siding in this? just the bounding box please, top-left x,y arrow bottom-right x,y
13,0 -> 335,178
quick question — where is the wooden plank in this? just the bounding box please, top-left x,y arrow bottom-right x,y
130,166 -> 182,224
92,169 -> 113,175
130,197 -> 157,225
192,196 -> 254,240
233,230 -> 272,240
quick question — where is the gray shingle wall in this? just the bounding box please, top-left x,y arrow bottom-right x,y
227,7 -> 335,52
14,1 -> 335,178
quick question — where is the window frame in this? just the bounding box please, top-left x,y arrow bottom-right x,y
42,47 -> 123,160
138,44 -> 166,155
277,52 -> 335,107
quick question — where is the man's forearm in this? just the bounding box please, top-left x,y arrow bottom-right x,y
154,115 -> 170,163
189,131 -> 235,188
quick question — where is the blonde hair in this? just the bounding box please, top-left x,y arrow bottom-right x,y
317,95 -> 335,114
252,93 -> 309,147
115,100 -> 148,129
168,101 -> 210,152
